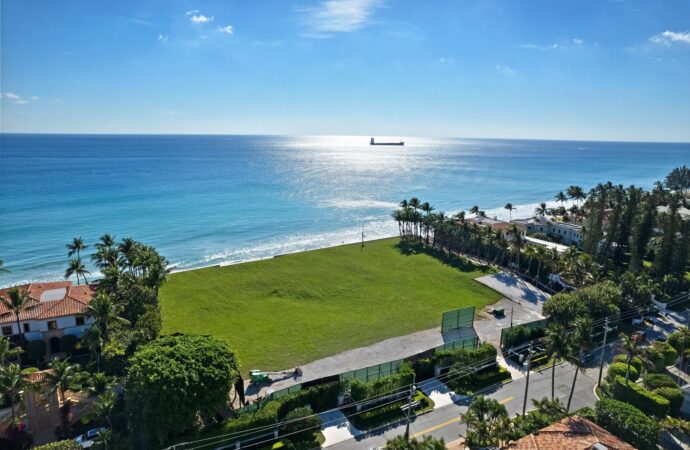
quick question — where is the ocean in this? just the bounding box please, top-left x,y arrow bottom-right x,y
1,134 -> 688,287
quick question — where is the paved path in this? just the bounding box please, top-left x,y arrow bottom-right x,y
475,272 -> 550,306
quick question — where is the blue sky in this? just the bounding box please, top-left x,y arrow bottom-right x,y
2,0 -> 689,141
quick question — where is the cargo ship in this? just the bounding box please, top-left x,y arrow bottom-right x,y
370,137 -> 404,146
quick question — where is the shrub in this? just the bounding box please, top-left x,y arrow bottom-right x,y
606,362 -> 638,383
612,354 -> 642,372
611,376 -> 669,417
33,441 -> 82,450
643,373 -> 677,390
644,347 -> 666,372
435,342 -> 497,368
60,335 -> 78,356
276,382 -> 341,419
279,406 -> 321,442
653,341 -> 678,366
653,387 -> 684,416
350,364 -> 415,402
668,330 -> 690,355
595,398 -> 660,450
502,325 -> 546,349
223,401 -> 281,436
26,340 -> 46,365
412,358 -> 435,381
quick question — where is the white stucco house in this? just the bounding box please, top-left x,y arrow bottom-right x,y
0,281 -> 96,355
511,215 -> 584,246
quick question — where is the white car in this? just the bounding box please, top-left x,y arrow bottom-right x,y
74,427 -> 107,448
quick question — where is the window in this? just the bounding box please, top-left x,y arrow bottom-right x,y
75,316 -> 85,326
2,326 -> 12,336
47,320 -> 57,330
23,323 -> 30,332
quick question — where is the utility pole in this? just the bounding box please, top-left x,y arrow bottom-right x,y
510,307 -> 514,328
522,343 -> 533,416
597,317 -> 611,388
361,224 -> 365,251
404,374 -> 416,441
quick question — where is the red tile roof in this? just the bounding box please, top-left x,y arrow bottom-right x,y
0,282 -> 95,325
509,416 -> 636,450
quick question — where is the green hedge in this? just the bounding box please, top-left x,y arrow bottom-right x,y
350,364 -> 415,401
33,441 -> 82,450
276,382 -> 341,419
279,406 -> 322,442
653,341 -> 678,366
606,362 -> 638,383
644,347 -> 666,372
595,398 -> 660,450
643,373 -> 677,390
448,366 -> 511,395
611,376 -> 669,417
412,358 -> 435,381
502,325 -> 546,349
612,355 -> 642,372
435,343 -> 497,368
653,387 -> 684,417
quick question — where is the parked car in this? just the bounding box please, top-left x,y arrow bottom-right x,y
74,427 -> 107,448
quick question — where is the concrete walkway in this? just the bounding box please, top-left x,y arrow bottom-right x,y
475,271 -> 550,306
320,410 -> 364,447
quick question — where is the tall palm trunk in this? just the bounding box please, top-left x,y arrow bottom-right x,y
566,352 -> 581,412
551,358 -> 557,399
15,312 -> 24,348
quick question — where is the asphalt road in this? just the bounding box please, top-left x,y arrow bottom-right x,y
329,361 -> 600,450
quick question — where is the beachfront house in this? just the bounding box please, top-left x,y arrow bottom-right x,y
511,215 -> 583,246
0,281 -> 96,356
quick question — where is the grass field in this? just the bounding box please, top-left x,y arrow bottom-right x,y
160,238 -> 501,373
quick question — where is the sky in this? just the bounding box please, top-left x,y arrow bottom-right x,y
1,0 -> 690,142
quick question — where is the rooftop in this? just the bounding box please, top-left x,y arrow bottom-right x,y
0,281 -> 95,325
508,416 -> 635,450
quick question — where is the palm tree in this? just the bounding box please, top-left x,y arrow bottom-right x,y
93,390 -> 116,431
566,317 -> 593,412
567,185 -> 586,207
508,224 -> 525,272
462,396 -> 511,448
85,292 -> 129,341
544,323 -> 571,399
45,359 -> 86,404
65,258 -> 90,285
420,202 -> 434,246
620,332 -> 644,383
66,237 -> 88,258
85,372 -> 114,398
77,325 -> 104,371
1,287 -> 32,345
555,191 -> 567,206
504,203 -> 515,220
0,362 -> 38,423
0,337 -> 22,365
534,202 -> 548,217
532,397 -> 566,418
470,205 -> 480,218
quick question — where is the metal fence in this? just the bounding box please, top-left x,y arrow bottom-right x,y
441,306 -> 475,332
434,335 -> 479,353
499,317 -> 550,349
339,359 -> 405,384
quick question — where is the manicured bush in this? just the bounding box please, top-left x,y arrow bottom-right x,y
276,382 -> 341,419
279,406 -> 321,442
223,400 -> 282,436
60,335 -> 78,356
653,341 -> 678,366
33,441 -> 82,450
502,325 -> 546,349
643,373 -> 677,390
449,366 -> 511,394
350,364 -> 415,401
435,342 -> 497,368
653,386 -> 684,416
668,330 -> 690,355
610,376 -> 669,417
26,340 -> 46,365
612,354 -> 643,372
595,398 -> 660,450
606,362 -> 638,383
644,346 -> 666,372
412,358 -> 435,381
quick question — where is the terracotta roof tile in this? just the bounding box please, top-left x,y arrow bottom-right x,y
0,281 -> 94,325
509,416 -> 636,450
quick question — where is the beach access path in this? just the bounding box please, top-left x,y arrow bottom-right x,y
255,272 -> 549,396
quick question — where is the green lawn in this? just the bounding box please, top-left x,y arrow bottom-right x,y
160,238 -> 501,373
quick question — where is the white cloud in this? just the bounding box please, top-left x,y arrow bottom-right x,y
650,30 -> 690,46
300,0 -> 382,35
518,43 -> 559,50
496,64 -> 517,77
573,38 -> 584,45
157,34 -> 168,43
185,10 -> 199,16
219,25 -> 234,34
2,92 -> 36,105
190,14 -> 213,24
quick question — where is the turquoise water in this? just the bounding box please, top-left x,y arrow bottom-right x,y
1,134 -> 688,286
